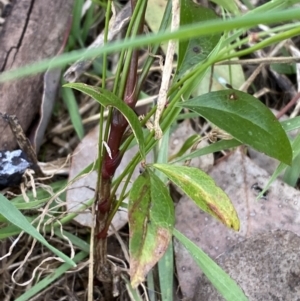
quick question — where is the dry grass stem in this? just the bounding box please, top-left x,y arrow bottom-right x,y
153,0 -> 180,139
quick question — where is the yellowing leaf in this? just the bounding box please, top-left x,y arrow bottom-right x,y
153,164 -> 240,230
129,170 -> 174,288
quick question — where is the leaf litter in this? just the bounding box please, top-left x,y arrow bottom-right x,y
175,148 -> 300,300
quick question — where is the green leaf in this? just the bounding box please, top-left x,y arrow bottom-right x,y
178,89 -> 292,165
177,0 -> 221,78
0,194 -> 75,266
122,275 -> 144,301
129,170 -> 174,288
1,8 -> 300,82
169,134 -> 201,162
153,164 -> 239,230
54,229 -> 90,253
146,271 -> 156,301
283,152 -> 300,187
172,139 -> 241,163
173,229 -> 248,301
0,223 -> 29,239
158,242 -> 174,301
64,83 -> 145,158
81,2 -> 96,43
61,86 -> 84,140
156,129 -> 174,301
70,0 -> 84,46
258,134 -> 300,198
271,62 -> 295,75
281,116 -> 300,132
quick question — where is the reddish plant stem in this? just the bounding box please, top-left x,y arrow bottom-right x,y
95,0 -> 145,282
98,5 -> 144,236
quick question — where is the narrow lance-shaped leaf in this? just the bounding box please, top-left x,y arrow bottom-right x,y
173,229 -> 248,301
64,83 -> 145,158
129,169 -> 175,288
172,138 -> 242,164
1,8 -> 300,83
61,86 -> 84,140
258,133 -> 300,198
153,164 -> 240,231
178,89 -> 292,165
0,194 -> 76,266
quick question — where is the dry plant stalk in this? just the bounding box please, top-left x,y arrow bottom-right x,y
153,0 -> 180,139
